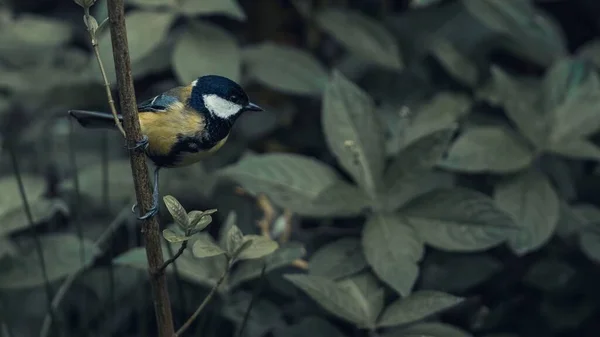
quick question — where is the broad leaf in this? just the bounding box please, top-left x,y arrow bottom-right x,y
188,209 -> 216,232
192,233 -> 226,258
219,153 -> 368,216
176,0 -> 246,20
284,274 -> 373,327
322,71 -> 385,195
229,242 -> 305,288
338,272 -> 384,329
316,8 -> 402,69
440,126 -> 534,173
0,234 -> 99,289
524,258 -> 575,292
379,171 -> 455,212
162,227 -> 193,243
309,238 -> 367,280
243,42 -> 328,96
163,195 -> 189,229
576,39 -> 600,69
237,235 -> 279,260
428,38 -> 478,87
494,170 -> 560,255
273,316 -> 346,337
420,253 -> 502,292
547,139 -> 600,161
462,0 -> 566,66
173,21 -> 240,84
225,224 -> 244,255
402,188 -> 516,252
384,322 -> 473,337
378,291 -> 464,328
579,225 -> 600,263
362,213 -> 423,296
0,14 -> 72,50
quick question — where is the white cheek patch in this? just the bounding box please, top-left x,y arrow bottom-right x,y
191,79 -> 198,87
202,94 -> 242,119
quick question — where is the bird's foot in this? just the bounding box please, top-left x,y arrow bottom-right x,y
127,134 -> 149,151
131,201 -> 158,220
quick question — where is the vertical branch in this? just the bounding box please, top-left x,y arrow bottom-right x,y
105,1 -> 175,337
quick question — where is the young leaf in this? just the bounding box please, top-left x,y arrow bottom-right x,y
428,38 -> 478,87
439,125 -> 534,173
385,322 -> 473,337
188,209 -> 216,232
377,290 -> 464,328
192,233 -> 226,258
229,242 -> 306,288
173,21 -> 240,84
243,42 -> 328,96
316,8 -> 402,69
162,227 -> 193,243
163,195 -> 189,229
322,71 -> 385,195
362,213 -> 423,296
309,237 -> 367,280
402,188 -> 516,252
219,153 -> 367,216
237,235 -> 279,260
175,0 -> 246,20
494,170 -> 560,255
0,234 -> 99,289
225,224 -> 244,255
284,274 -> 373,328
462,0 -> 566,67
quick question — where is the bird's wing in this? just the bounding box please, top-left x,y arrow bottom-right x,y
137,93 -> 182,112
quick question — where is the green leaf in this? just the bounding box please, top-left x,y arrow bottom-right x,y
273,316 -> 346,337
439,126 -> 534,173
192,233 -> 226,258
377,290 -> 464,328
308,237 -> 367,280
0,14 -> 72,50
284,274 -> 375,328
486,66 -> 546,147
316,8 -> 402,69
579,225 -> 600,263
576,39 -> 600,69
172,21 -> 240,84
237,235 -> 279,260
402,188 -> 516,252
0,234 -> 99,289
175,0 -> 246,20
322,71 -> 385,195
494,170 -> 560,255
338,272 -> 384,329
362,213 -> 423,296
462,0 -> 566,67
243,42 -> 328,96
219,153 -> 367,217
547,139 -> 600,161
163,195 -> 189,229
428,38 -> 478,87
402,92 -> 472,146
188,209 -> 216,232
225,224 -> 244,255
162,227 -> 193,243
229,242 -> 305,288
524,258 -> 575,292
379,171 -> 455,212
0,237 -> 16,259
420,253 -> 503,292
384,322 -> 473,337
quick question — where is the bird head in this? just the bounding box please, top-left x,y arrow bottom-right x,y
189,75 -> 262,120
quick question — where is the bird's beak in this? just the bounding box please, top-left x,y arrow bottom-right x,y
244,102 -> 263,112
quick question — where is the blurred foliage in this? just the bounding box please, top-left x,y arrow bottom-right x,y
2,0 -> 600,337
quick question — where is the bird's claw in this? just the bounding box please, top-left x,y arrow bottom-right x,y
131,201 -> 159,220
127,134 -> 149,151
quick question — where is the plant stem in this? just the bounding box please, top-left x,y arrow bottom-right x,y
236,263 -> 267,337
158,240 -> 187,274
106,1 -> 175,337
175,265 -> 230,337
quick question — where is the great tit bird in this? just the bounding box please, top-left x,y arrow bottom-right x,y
69,75 -> 262,220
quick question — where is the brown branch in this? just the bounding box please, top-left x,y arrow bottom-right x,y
157,240 -> 188,274
105,1 -> 174,337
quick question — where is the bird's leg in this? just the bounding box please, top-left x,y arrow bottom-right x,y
131,167 -> 160,220
127,134 -> 150,151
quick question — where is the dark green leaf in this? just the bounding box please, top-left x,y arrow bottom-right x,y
309,237 -> 367,280
384,322 -> 473,337
420,253 -> 502,292
378,290 -> 464,328
338,272 -> 384,329
273,316 -> 346,337
579,224 -> 600,263
547,139 -> 600,161
428,38 -> 478,87
494,170 -> 560,255
524,258 -> 575,292
176,0 -> 246,20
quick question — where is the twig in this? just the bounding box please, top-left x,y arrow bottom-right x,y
83,7 -> 126,137
175,264 -> 231,337
8,145 -> 57,334
236,263 -> 267,337
158,240 -> 188,273
39,207 -> 132,337
106,1 -> 175,336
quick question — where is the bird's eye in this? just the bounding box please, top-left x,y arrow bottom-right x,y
230,95 -> 238,101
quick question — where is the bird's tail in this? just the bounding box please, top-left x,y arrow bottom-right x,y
68,110 -> 123,129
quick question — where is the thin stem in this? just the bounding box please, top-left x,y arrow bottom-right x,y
158,240 -> 187,274
236,263 -> 267,337
84,7 -> 126,138
175,265 -> 230,337
165,241 -> 188,326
